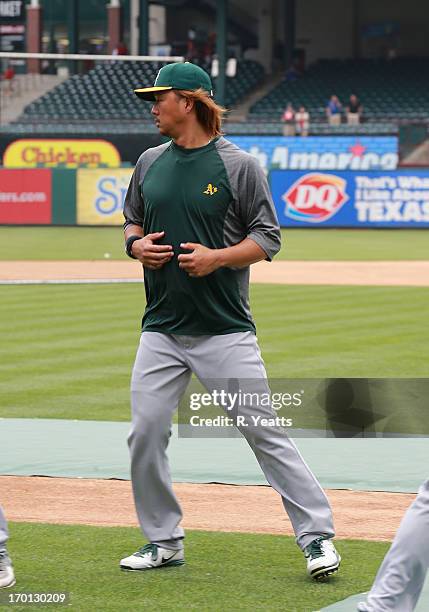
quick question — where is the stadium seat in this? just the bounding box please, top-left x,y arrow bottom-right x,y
16,59 -> 265,126
250,57 -> 429,126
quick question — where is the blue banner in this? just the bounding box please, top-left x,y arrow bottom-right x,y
228,136 -> 398,172
270,170 -> 429,227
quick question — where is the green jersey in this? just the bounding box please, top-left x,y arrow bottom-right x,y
124,136 -> 281,335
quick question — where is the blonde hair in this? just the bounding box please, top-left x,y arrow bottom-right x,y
175,88 -> 227,138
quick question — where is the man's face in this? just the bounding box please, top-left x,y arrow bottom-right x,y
151,91 -> 187,137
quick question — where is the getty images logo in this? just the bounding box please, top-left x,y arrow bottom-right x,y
282,173 -> 349,223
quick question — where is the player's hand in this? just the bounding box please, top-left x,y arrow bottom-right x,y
178,242 -> 221,277
132,231 -> 174,270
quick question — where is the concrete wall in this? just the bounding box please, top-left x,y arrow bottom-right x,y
295,0 -> 354,65
359,0 -> 429,58
295,0 -> 429,65
166,8 -> 215,45
138,0 -> 429,69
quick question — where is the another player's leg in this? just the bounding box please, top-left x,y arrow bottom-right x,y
357,479 -> 429,612
187,332 -> 340,579
120,332 -> 191,571
0,506 -> 15,589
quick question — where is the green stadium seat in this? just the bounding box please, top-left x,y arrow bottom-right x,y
17,59 -> 265,125
249,57 -> 429,127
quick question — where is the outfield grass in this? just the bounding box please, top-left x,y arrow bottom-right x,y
0,227 -> 428,261
5,522 -> 388,612
0,284 -> 427,421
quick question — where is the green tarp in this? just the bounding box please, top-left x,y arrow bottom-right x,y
1,418 -> 427,492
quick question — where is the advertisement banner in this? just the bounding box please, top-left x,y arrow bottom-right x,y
271,170 -> 429,227
0,134 -> 398,169
3,139 -> 121,169
0,168 -> 52,224
229,136 -> 398,172
0,0 -> 25,58
0,23 -> 25,52
0,0 -> 25,21
77,168 -> 133,225
0,134 -> 166,167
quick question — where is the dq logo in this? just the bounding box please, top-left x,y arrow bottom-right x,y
282,173 -> 349,223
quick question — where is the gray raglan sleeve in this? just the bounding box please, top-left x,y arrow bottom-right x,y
238,155 -> 281,261
123,157 -> 145,228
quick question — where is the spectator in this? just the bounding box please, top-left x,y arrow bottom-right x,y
346,94 -> 363,125
112,41 -> 128,56
386,46 -> 397,61
281,103 -> 295,136
2,64 -> 15,96
194,28 -> 208,63
285,64 -> 300,82
204,32 -> 216,64
186,26 -> 197,61
295,105 -> 310,137
326,95 -> 342,126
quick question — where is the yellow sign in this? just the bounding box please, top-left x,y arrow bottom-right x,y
77,168 -> 133,225
3,139 -> 121,168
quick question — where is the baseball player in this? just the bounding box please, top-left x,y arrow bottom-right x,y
0,506 -> 15,588
120,61 -> 341,579
357,478 -> 429,611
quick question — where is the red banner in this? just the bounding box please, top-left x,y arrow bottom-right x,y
0,169 -> 52,224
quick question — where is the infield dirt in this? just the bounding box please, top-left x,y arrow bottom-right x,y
0,476 -> 416,541
1,259 -> 429,286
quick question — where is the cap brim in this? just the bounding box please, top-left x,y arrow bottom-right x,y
134,86 -> 173,101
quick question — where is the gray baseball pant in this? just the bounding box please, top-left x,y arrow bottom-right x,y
358,479 -> 429,612
0,506 -> 8,550
128,331 -> 334,551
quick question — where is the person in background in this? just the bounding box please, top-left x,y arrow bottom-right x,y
285,64 -> 300,82
282,103 -> 295,136
326,95 -> 342,126
186,26 -> 197,61
2,64 -> 15,96
346,94 -> 363,125
358,478 -> 429,612
295,105 -> 310,137
0,506 -> 15,589
112,41 -> 128,56
204,32 -> 216,64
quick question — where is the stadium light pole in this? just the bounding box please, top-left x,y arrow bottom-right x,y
216,0 -> 227,108
139,0 -> 149,56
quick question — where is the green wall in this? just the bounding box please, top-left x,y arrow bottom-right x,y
52,169 -> 77,225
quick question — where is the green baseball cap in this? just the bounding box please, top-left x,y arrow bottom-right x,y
134,61 -> 213,101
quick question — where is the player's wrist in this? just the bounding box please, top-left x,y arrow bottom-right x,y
215,248 -> 227,268
125,235 -> 142,259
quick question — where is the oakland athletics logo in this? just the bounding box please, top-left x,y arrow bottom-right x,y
203,183 -> 218,196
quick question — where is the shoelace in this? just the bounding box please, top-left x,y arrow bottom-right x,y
306,537 -> 325,559
0,551 -> 11,570
135,543 -> 158,559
